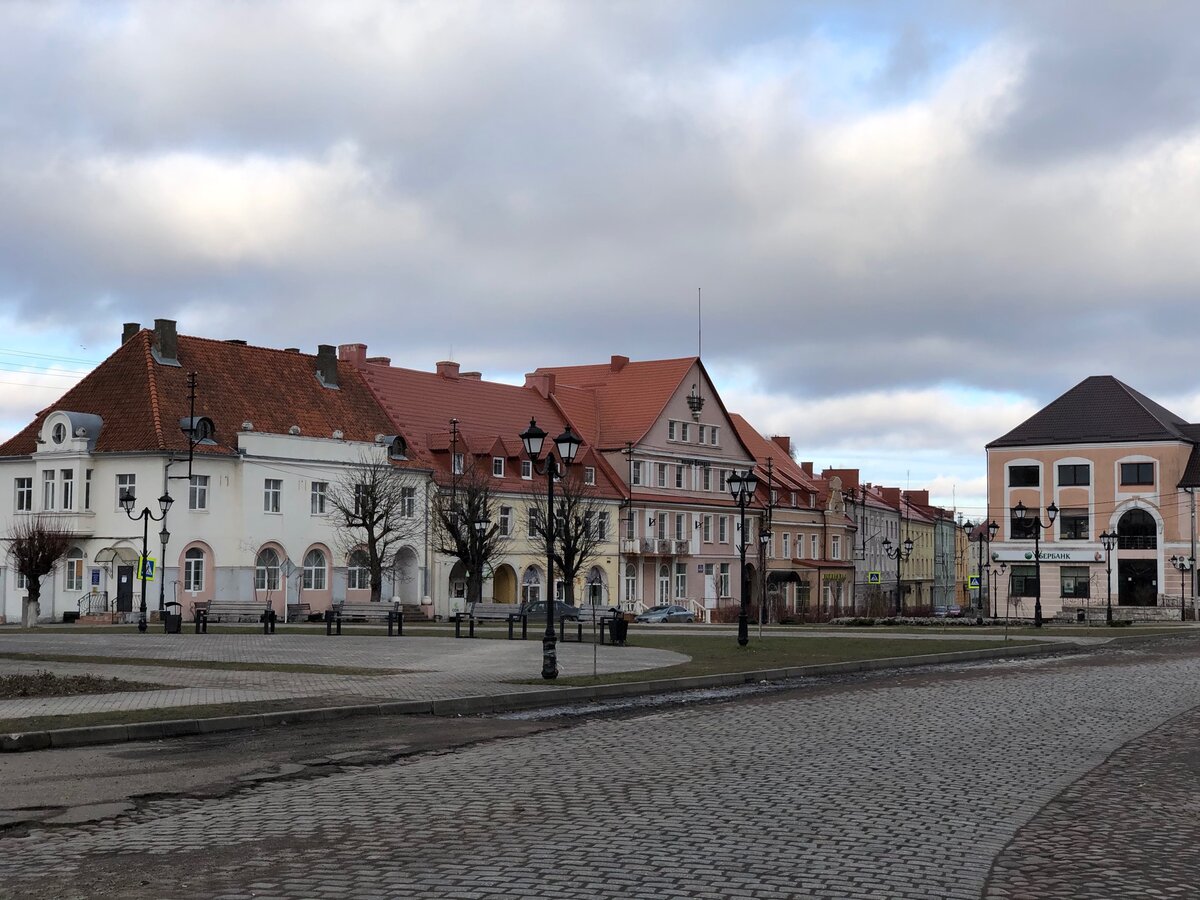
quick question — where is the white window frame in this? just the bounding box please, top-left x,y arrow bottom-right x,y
116,474 -> 136,510
680,422 -> 690,443
499,505 -> 512,537
702,467 -> 712,491
255,548 -> 282,591
60,469 -> 74,511
184,548 -> 205,593
311,481 -> 328,515
584,466 -> 596,486
189,474 -> 209,511
782,533 -> 790,558
263,478 -> 282,514
668,420 -> 677,441
84,469 -> 92,510
674,562 -> 687,598
452,453 -> 464,475
400,486 -> 416,518
15,477 -> 32,512
719,515 -> 729,543
831,536 -> 841,560
811,534 -> 819,559
347,549 -> 370,591
675,465 -> 684,489
521,459 -> 533,480
597,511 -> 610,541
674,513 -> 685,541
657,463 -> 667,488
703,515 -> 712,542
42,470 -> 55,511
710,426 -> 719,446
719,562 -> 730,597
64,549 -> 84,592
302,548 -> 327,591
492,457 -> 504,477
631,461 -> 643,486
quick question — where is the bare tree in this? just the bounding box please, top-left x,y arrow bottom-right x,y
431,463 -> 509,608
327,454 -> 423,602
8,517 -> 72,627
528,468 -> 607,606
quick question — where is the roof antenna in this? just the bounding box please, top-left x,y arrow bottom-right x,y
697,287 -> 702,359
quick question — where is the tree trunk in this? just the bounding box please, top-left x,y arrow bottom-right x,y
467,570 -> 484,609
563,578 -> 576,607
22,589 -> 40,628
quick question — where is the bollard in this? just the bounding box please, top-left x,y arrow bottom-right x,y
388,610 -> 394,637
269,610 -> 277,634
507,616 -> 515,640
195,609 -> 208,634
469,616 -> 475,638
521,614 -> 528,640
325,609 -> 335,636
398,608 -> 403,636
454,612 -> 462,639
336,612 -> 342,635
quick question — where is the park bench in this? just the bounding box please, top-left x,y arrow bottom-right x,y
285,602 -> 311,623
454,603 -> 528,639
193,600 -> 276,634
325,601 -> 402,636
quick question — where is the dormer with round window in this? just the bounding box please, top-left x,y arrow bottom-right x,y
37,411 -> 103,454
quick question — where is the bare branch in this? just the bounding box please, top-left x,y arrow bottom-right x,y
526,467 -> 607,605
430,462 -> 511,608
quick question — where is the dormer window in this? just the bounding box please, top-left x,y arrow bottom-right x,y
51,422 -> 66,444
453,453 -> 464,475
492,457 -> 504,477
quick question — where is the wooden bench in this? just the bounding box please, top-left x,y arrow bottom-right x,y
285,602 -> 311,624
326,601 -> 402,636
193,601 -> 275,634
454,603 -> 527,639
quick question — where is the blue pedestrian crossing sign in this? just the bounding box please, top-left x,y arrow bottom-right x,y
968,575 -> 980,589
867,571 -> 882,584
138,556 -> 157,581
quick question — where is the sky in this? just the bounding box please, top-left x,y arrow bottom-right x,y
4,0 -> 1200,520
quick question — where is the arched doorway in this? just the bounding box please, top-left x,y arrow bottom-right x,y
521,566 -> 543,606
1117,509 -> 1158,606
449,561 -> 468,604
584,566 -> 607,606
1118,509 -> 1157,550
493,564 -> 518,605
657,565 -> 670,604
394,546 -> 421,604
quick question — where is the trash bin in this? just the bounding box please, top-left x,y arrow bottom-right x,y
1076,609 -> 1086,623
609,610 -> 628,646
163,601 -> 183,634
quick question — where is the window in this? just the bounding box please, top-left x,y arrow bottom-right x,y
353,483 -> 372,518
64,549 -> 83,592
1121,462 -> 1154,486
1010,509 -> 1038,540
631,461 -> 643,486
668,421 -> 677,441
698,425 -> 706,443
51,422 -> 66,444
1058,464 -> 1090,486
528,508 -> 540,537
680,423 -> 690,443
597,511 -> 609,541
584,466 -> 595,486
499,505 -> 512,536
675,465 -> 684,489
790,492 -> 797,507
656,514 -> 666,540
263,479 -> 282,513
770,489 -> 778,506
60,470 -> 73,510
521,460 -> 533,480
624,564 -> 636,603
782,533 -> 790,558
255,548 -> 282,591
811,535 -> 819,559
719,516 -> 729,543
674,562 -> 687,598
703,515 -> 712,542
311,481 -> 328,515
1061,566 -> 1090,598
1009,564 -> 1037,597
347,549 -> 370,591
400,487 -> 416,518
702,467 -> 712,491
796,533 -> 805,559
117,474 -> 135,509
492,457 -> 504,477
1009,465 -> 1039,487
15,477 -> 31,512
16,571 -> 27,591
84,470 -> 92,510
189,475 -> 209,510
658,565 -> 670,603
184,548 -> 204,593
452,453 -> 464,475
674,513 -> 685,541
657,464 -> 667,488
302,548 -> 327,591
709,426 -> 719,446
522,567 -> 542,605
719,563 -> 730,597
719,470 -> 729,492
1060,509 -> 1088,540
42,471 -> 55,510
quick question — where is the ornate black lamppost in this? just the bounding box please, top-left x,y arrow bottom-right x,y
119,489 -> 173,633
986,560 -> 1007,618
962,518 -> 999,614
1170,554 -> 1194,622
727,468 -> 760,647
520,418 -> 582,680
1013,500 -> 1057,628
1099,530 -> 1116,625
882,535 -> 914,616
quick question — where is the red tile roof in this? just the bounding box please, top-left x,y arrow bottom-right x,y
0,331 -> 399,458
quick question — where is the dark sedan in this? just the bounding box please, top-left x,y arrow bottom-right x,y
520,601 -> 581,621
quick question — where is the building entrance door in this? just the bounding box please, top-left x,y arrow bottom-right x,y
116,566 -> 134,612
1118,559 -> 1157,606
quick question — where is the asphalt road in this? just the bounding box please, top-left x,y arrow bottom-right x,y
3,636 -> 1199,899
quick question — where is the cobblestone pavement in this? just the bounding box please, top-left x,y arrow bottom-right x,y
4,640 -> 1200,898
984,702 -> 1200,899
0,632 -> 687,720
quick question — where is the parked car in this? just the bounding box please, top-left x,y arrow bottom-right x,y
932,605 -> 964,618
520,601 -> 581,622
634,604 -> 695,623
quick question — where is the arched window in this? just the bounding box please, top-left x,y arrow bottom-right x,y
255,547 -> 281,591
347,549 -> 370,591
302,548 -> 327,591
657,565 -> 670,604
1118,509 -> 1157,550
521,567 -> 542,605
586,567 -> 605,605
624,563 -> 637,604
184,547 -> 205,593
64,548 -> 84,592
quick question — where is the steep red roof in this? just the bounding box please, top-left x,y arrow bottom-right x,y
0,331 -> 400,458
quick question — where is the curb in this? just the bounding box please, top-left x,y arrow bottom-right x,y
1,640 -> 1071,753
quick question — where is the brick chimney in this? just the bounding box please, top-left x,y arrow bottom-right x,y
800,461 -> 814,476
152,319 -> 179,365
771,435 -> 791,455
610,354 -> 629,373
366,356 -> 391,367
822,468 -> 860,492
907,490 -> 929,506
338,343 -> 367,367
316,344 -> 339,388
460,371 -> 482,380
524,372 -> 556,398
122,322 -> 140,344
436,360 -> 460,379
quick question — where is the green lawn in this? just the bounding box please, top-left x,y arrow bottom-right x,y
0,651 -> 405,676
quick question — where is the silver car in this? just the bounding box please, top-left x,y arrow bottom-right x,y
634,604 -> 695,623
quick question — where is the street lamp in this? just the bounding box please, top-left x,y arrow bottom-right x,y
520,417 -> 582,680
758,528 -> 772,637
1170,554 -> 1194,622
1013,500 -> 1057,628
962,518 -> 999,615
119,489 -> 173,633
728,468 -> 760,647
1100,530 -> 1117,626
881,535 -> 914,616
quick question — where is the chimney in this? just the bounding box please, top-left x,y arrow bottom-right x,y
822,468 -> 860,492
460,371 -> 482,380
908,490 -> 929,506
338,343 -> 367,367
366,356 -> 391,367
610,354 -> 629,373
153,319 -> 178,365
436,360 -> 460,379
524,372 -> 556,398
122,322 -> 141,344
316,344 -> 339,388
771,435 -> 791,455
800,461 -> 814,476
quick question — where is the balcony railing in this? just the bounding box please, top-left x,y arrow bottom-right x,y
1117,535 -> 1157,550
